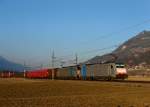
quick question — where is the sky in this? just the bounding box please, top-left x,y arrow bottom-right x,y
0,0 -> 150,67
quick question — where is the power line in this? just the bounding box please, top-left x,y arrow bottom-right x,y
51,51 -> 56,68
49,19 -> 150,67
75,53 -> 78,65
79,19 -> 150,45
56,19 -> 150,60
78,45 -> 119,62
80,45 -> 119,55
56,43 -> 120,67
58,44 -> 119,59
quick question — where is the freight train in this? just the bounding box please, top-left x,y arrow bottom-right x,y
25,63 -> 128,80
0,70 -> 25,78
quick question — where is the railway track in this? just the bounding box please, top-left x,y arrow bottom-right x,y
76,78 -> 150,84
69,79 -> 150,84
108,80 -> 150,84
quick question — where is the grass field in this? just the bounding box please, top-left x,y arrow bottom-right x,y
128,76 -> 150,81
0,78 -> 150,107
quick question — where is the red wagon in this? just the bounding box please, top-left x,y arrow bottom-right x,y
26,69 -> 57,79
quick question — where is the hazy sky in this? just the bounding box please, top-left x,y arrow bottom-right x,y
0,0 -> 150,67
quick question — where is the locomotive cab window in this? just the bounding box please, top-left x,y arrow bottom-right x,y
116,64 -> 125,68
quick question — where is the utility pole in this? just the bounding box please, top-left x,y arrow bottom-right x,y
23,61 -> 26,78
60,61 -> 65,67
52,51 -> 55,68
75,53 -> 78,65
40,64 -> 43,69
51,50 -> 55,80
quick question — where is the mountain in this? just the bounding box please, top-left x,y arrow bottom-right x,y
86,30 -> 150,66
0,56 -> 25,72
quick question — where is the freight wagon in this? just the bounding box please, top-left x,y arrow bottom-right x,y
0,71 -> 14,78
13,72 -> 25,78
56,66 -> 76,80
26,69 -> 57,79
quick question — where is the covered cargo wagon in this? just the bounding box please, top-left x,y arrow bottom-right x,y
56,66 -> 76,79
26,69 -> 57,79
0,71 -> 14,78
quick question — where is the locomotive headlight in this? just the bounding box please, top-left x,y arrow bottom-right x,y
116,68 -> 127,74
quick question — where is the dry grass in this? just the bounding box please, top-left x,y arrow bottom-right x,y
128,76 -> 150,81
0,78 -> 150,107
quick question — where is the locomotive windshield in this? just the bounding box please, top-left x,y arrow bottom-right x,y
116,64 -> 125,68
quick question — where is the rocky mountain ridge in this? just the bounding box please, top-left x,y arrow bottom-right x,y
87,30 -> 150,66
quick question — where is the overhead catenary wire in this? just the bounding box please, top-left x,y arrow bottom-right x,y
50,19 -> 150,67
57,43 -> 120,61
56,19 -> 150,60
55,43 -> 120,67
79,19 -> 150,45
80,44 -> 119,55
76,44 -> 119,62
